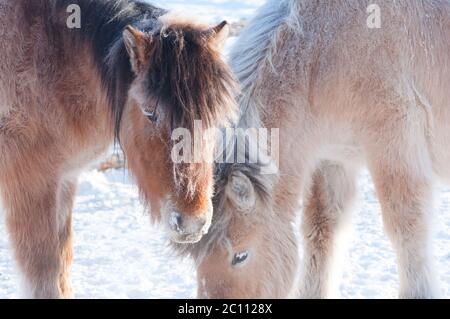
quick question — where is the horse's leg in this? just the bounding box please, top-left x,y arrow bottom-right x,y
56,179 -> 77,298
0,159 -> 71,298
366,106 -> 438,298
298,161 -> 357,299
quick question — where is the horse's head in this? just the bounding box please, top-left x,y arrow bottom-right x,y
119,16 -> 237,244
186,164 -> 297,298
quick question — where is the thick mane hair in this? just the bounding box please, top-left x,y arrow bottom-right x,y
50,0 -> 237,139
50,0 -> 165,139
144,18 -> 238,133
170,0 -> 297,262
172,124 -> 278,261
230,0 -> 302,128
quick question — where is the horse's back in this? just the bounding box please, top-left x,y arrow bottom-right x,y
312,1 -> 450,118
332,1 -> 450,179
275,0 -> 450,178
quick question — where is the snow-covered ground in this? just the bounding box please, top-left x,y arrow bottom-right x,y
1,0 -> 450,299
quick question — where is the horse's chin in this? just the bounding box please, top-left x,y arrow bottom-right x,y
169,231 -> 206,244
167,218 -> 211,244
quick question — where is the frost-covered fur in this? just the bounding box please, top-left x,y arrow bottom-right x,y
170,0 -> 301,298
0,0 -> 236,298
197,0 -> 450,299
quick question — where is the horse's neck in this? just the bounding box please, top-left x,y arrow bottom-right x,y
230,0 -> 296,130
230,0 -> 356,131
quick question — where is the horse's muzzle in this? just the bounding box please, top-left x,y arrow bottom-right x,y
166,209 -> 212,244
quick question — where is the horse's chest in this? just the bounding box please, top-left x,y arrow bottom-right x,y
65,142 -> 111,173
320,143 -> 364,167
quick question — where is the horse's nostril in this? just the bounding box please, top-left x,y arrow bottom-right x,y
199,216 -> 207,228
169,211 -> 183,234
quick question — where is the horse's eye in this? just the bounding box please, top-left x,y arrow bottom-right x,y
232,251 -> 249,266
143,110 -> 158,123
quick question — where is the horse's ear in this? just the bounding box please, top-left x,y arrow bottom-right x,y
208,21 -> 230,49
123,25 -> 152,73
225,171 -> 256,213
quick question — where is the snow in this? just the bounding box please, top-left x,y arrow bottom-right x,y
152,0 -> 263,23
1,0 -> 450,299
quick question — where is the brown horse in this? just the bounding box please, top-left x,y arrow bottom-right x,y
0,0 -> 236,298
178,0 -> 450,299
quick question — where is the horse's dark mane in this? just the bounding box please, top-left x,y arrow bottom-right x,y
143,22 -> 237,134
51,0 -> 166,140
50,0 -> 236,141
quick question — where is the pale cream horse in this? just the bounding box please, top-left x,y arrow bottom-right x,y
177,0 -> 450,299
